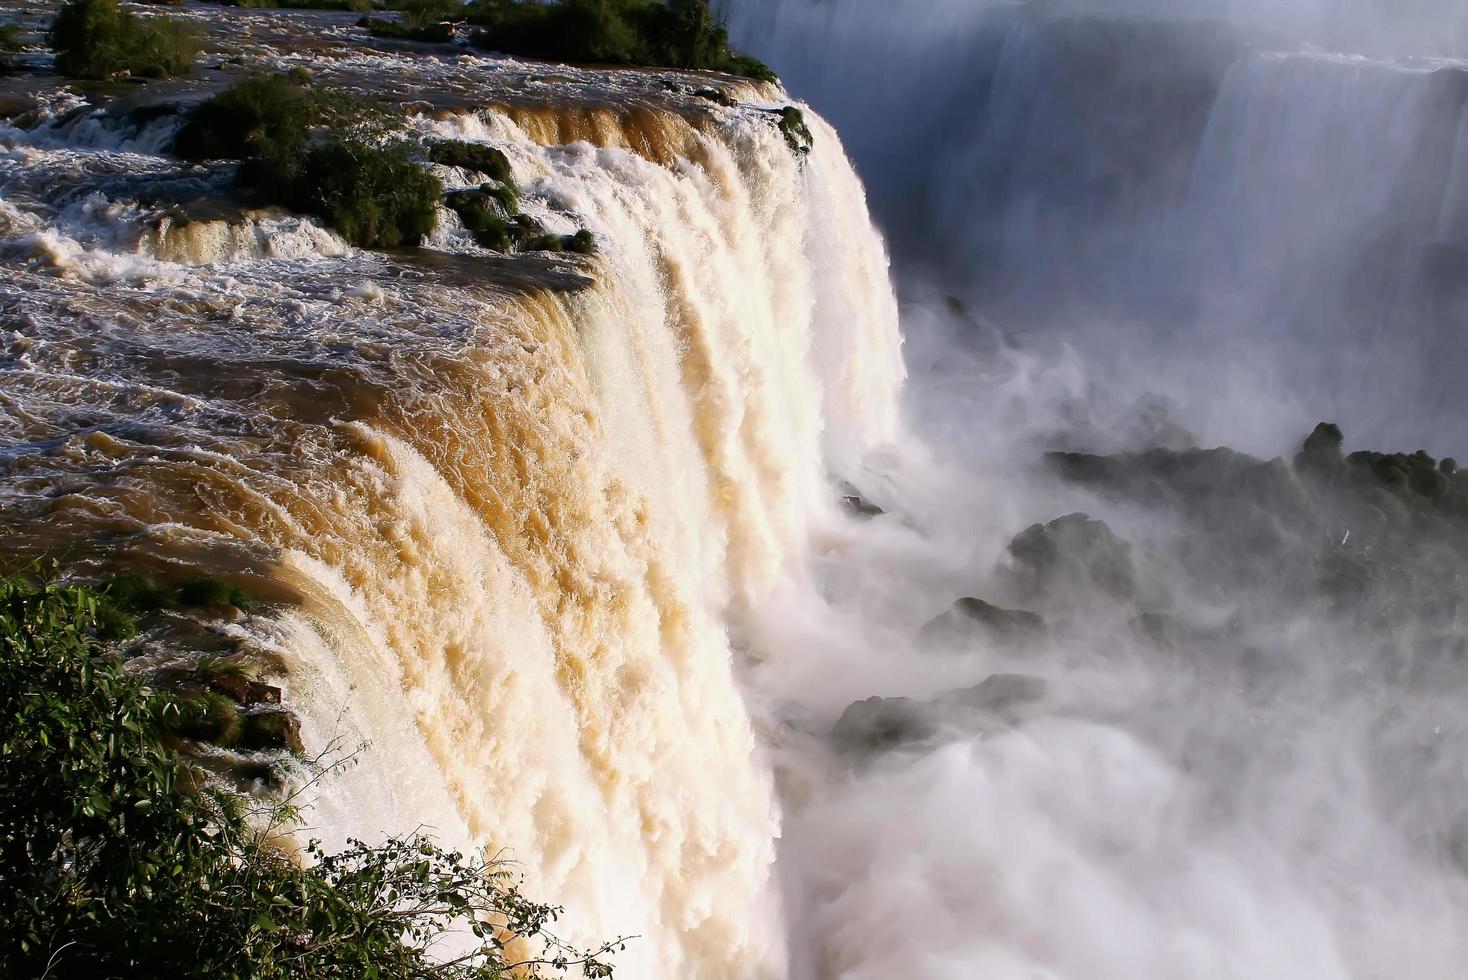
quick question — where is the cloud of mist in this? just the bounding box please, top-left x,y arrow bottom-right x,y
723,0 -> 1468,453
738,295 -> 1468,979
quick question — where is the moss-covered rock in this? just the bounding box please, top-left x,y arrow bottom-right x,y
776,105 -> 813,155
425,139 -> 513,183
445,187 -> 513,249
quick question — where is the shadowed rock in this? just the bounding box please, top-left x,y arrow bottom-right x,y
1009,512 -> 1137,601
831,672 -> 1048,759
920,597 -> 1044,644
831,696 -> 936,756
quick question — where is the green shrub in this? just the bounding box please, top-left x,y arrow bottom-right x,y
222,0 -> 374,11
427,138 -> 514,182
777,105 -> 813,155
0,23 -> 25,73
174,74 -> 320,184
289,138 -> 442,248
0,574 -> 624,978
358,15 -> 455,42
523,232 -> 564,252
467,0 -> 777,80
446,187 -> 514,249
565,228 -> 597,254
176,78 -> 439,248
49,0 -> 198,80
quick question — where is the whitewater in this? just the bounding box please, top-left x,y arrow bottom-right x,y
7,1 -> 1468,978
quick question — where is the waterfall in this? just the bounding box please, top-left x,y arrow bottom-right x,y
0,89 -> 904,978
722,0 -> 1468,448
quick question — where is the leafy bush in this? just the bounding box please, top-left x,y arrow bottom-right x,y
359,16 -> 455,43
174,74 -> 321,183
565,228 -> 596,254
446,188 -> 514,250
289,138 -> 442,248
49,0 -> 198,80
0,574 -> 624,978
221,0 -> 374,11
776,105 -> 813,155
427,139 -> 514,182
176,78 -> 440,248
0,23 -> 25,73
466,0 -> 777,80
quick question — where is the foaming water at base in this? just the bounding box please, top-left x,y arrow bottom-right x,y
733,293 -> 1468,980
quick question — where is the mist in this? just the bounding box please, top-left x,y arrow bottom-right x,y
722,0 -> 1468,452
715,1 -> 1468,977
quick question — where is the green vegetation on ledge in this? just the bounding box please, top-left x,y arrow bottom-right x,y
0,574 -> 624,978
776,105 -> 813,155
358,16 -> 456,43
215,0 -> 375,12
175,76 -> 441,249
466,0 -> 777,81
50,0 -> 198,81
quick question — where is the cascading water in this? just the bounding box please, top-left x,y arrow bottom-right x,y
0,12 -> 904,974
710,2 -> 1468,978
10,2 -> 1468,978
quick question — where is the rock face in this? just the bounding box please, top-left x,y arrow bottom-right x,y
240,708 -> 304,755
837,481 -> 885,518
1008,512 -> 1137,601
206,672 -> 282,706
831,696 -> 936,756
830,673 -> 1048,759
920,597 -> 1044,644
950,672 -> 1048,715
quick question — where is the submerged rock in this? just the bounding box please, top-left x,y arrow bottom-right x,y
206,672 -> 282,706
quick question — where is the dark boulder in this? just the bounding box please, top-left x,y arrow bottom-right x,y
946,672 -> 1047,715
1009,512 -> 1137,601
830,696 -> 936,757
206,672 -> 282,706
920,597 -> 1043,643
239,708 -> 304,755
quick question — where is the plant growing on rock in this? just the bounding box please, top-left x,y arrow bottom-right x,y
0,573 -> 625,977
176,76 -> 441,248
775,105 -> 813,155
49,0 -> 198,80
466,0 -> 776,81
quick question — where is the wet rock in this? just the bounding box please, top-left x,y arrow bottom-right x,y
830,696 -> 936,756
837,481 -> 884,518
920,597 -> 1043,643
206,672 -> 282,706
239,708 -> 303,754
946,672 -> 1047,715
1009,512 -> 1137,601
